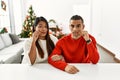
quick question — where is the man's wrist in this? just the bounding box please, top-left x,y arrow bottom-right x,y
86,39 -> 92,44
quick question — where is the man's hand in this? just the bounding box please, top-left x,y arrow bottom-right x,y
82,30 -> 90,41
51,54 -> 65,61
65,65 -> 79,74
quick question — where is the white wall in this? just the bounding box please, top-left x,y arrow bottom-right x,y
92,0 -> 120,58
73,4 -> 91,33
0,0 -> 10,32
24,0 -> 90,33
12,0 -> 22,34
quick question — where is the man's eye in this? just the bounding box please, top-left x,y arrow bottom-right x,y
76,24 -> 80,28
71,25 -> 74,28
76,25 -> 79,28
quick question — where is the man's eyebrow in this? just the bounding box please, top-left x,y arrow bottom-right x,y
70,24 -> 81,26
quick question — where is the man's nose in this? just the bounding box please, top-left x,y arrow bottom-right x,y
73,27 -> 77,31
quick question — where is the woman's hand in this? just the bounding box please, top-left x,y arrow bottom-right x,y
33,31 -> 40,42
51,54 -> 65,61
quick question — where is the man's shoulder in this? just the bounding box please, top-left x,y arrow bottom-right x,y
58,34 -> 70,41
89,34 -> 96,41
89,34 -> 94,37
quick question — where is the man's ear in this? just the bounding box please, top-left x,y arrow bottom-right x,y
83,24 -> 85,29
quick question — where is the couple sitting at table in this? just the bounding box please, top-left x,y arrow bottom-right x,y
22,15 -> 100,74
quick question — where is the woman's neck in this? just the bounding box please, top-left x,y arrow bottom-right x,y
38,36 -> 46,40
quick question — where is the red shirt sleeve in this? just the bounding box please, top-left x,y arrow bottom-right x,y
83,35 -> 100,64
48,40 -> 68,71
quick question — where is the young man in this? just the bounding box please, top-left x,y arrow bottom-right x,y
48,15 -> 100,74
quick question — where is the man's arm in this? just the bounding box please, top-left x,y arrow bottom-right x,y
84,36 -> 100,64
48,41 -> 68,70
48,40 -> 79,74
81,31 -> 99,64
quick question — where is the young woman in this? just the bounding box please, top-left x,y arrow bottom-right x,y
22,16 -> 60,65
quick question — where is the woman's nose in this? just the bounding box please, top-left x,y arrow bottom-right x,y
41,27 -> 47,31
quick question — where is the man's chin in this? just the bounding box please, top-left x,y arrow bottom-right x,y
72,35 -> 81,39
73,34 -> 80,37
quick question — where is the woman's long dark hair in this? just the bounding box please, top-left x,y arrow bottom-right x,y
33,17 -> 55,58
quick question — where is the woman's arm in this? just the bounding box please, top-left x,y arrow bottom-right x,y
28,40 -> 37,65
28,31 -> 40,65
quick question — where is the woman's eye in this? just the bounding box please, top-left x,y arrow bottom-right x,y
38,26 -> 42,28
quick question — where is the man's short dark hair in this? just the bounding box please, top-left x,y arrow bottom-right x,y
70,15 -> 84,23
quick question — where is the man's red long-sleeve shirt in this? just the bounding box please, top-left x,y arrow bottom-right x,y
48,34 -> 99,70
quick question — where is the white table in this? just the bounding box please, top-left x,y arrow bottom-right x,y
0,63 -> 120,80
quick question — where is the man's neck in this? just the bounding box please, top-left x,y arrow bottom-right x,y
71,34 -> 81,40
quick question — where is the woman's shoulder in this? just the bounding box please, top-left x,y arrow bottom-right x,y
24,37 -> 33,45
49,34 -> 58,44
49,34 -> 58,40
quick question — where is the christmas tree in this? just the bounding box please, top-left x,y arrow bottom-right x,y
19,5 -> 36,38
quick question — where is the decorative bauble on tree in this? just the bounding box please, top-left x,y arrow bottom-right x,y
19,5 -> 36,38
